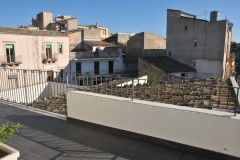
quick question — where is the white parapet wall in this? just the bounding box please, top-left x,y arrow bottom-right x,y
67,91 -> 240,158
230,76 -> 240,104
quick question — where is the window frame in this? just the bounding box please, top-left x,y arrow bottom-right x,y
45,43 -> 53,59
76,62 -> 82,74
4,43 -> 16,63
58,43 -> 63,54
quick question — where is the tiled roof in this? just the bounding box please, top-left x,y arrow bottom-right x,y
0,27 -> 68,37
141,56 -> 196,73
84,41 -> 117,47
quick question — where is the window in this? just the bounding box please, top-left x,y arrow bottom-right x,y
76,62 -> 81,73
181,73 -> 186,77
184,26 -> 188,30
192,61 -> 196,67
194,40 -> 198,47
5,44 -> 15,63
109,61 -> 114,74
58,44 -> 63,53
94,61 -> 99,74
47,70 -> 54,81
102,30 -> 106,35
46,44 -> 52,59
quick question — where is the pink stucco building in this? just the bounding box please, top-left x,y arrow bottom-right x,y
0,27 -> 70,73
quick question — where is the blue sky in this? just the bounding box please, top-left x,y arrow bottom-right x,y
0,0 -> 239,42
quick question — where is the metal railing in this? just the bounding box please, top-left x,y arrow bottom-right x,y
0,68 -> 239,116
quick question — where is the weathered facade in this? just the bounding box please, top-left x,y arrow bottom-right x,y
70,41 -> 123,75
104,33 -> 134,54
32,12 -> 53,30
0,27 -> 70,72
166,9 -> 232,78
78,24 -> 110,40
127,32 -> 166,60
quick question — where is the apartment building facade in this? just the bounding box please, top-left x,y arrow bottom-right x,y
166,9 -> 232,78
70,41 -> 123,75
0,27 -> 70,72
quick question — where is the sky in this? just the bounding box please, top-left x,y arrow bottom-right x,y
0,0 -> 239,42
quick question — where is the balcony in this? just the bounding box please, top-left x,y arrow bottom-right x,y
0,68 -> 239,159
0,101 -> 227,160
42,53 -> 58,64
70,51 -> 120,60
0,55 -> 22,67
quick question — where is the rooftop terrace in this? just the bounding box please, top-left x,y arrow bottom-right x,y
0,102 -> 217,160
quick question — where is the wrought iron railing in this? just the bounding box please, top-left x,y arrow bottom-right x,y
0,68 -> 239,116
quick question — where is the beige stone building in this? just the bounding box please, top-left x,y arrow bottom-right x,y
127,32 -> 166,60
78,24 -> 110,40
0,27 -> 70,73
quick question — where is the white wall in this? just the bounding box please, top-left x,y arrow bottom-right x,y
195,59 -> 222,78
230,77 -> 240,104
0,83 -> 47,104
0,82 -> 69,104
70,58 -> 123,75
67,91 -> 240,158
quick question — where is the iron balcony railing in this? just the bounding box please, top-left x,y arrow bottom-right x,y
70,51 -> 120,60
0,55 -> 23,66
0,68 -> 239,116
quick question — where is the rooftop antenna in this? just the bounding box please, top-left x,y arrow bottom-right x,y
50,0 -> 52,12
204,11 -> 207,20
197,11 -> 208,20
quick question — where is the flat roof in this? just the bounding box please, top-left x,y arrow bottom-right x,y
0,27 -> 68,37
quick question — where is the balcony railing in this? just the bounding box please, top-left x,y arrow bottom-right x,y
0,55 -> 22,66
0,68 -> 239,116
70,51 -> 120,60
42,53 -> 58,63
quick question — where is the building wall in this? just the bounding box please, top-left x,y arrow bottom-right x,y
83,28 -> 101,41
127,33 -> 144,59
117,33 -> 133,44
70,57 -> 123,75
127,32 -> 166,60
33,12 -> 53,30
67,19 -> 78,31
0,33 -> 70,72
69,31 -> 82,47
195,59 -> 223,78
166,10 -> 231,78
67,91 -> 240,158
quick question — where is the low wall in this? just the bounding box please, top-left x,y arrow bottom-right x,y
0,82 -> 69,104
0,83 -> 47,103
230,77 -> 240,104
67,91 -> 240,158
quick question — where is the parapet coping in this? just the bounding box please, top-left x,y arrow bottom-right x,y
69,91 -> 240,120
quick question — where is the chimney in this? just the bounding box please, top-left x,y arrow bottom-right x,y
210,11 -> 219,22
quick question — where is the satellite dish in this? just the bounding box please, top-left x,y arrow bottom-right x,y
229,22 -> 234,28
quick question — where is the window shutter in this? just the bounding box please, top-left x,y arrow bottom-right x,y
46,44 -> 51,49
6,44 -> 13,49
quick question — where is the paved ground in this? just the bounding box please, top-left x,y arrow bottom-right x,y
0,102 -> 216,160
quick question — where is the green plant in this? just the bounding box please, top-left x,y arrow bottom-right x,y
0,123 -> 22,142
148,75 -> 158,84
